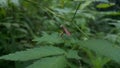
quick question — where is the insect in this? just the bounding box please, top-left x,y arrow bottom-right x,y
60,25 -> 71,36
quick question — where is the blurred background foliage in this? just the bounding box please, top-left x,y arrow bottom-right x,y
1,0 -> 120,68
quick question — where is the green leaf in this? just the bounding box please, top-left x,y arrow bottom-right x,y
110,22 -> 120,29
96,3 -> 115,8
66,50 -> 81,59
80,39 -> 120,63
33,32 -> 63,44
0,46 -> 65,61
80,1 -> 92,10
67,62 -> 79,68
26,56 -> 67,68
91,57 -> 110,68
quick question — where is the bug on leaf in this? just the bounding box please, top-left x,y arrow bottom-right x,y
60,25 -> 71,36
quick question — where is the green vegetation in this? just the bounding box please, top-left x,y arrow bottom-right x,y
0,0 -> 120,68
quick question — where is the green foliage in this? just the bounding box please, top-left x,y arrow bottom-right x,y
26,56 -> 67,68
33,32 -> 63,44
80,39 -> 120,63
96,3 -> 115,8
0,46 -> 65,61
66,50 -> 81,59
0,0 -> 120,68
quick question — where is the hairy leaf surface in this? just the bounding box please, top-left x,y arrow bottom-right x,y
0,46 -> 65,61
80,39 -> 120,63
27,56 -> 67,68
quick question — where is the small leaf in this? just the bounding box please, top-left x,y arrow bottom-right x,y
33,32 -> 63,44
66,50 -> 81,59
27,56 -> 67,68
0,46 -> 65,61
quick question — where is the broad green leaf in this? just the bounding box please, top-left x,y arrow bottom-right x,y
66,50 -> 81,59
0,46 -> 65,61
80,39 -> 120,63
33,32 -> 63,44
27,56 -> 67,68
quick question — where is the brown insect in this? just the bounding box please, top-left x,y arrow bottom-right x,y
61,25 -> 71,36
